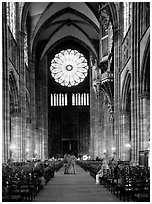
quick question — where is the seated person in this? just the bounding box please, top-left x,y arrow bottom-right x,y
96,158 -> 109,184
38,170 -> 46,188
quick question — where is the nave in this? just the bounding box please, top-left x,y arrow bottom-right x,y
2,3 -> 150,203
34,164 -> 121,202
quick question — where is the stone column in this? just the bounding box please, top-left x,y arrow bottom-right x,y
120,110 -> 131,161
89,56 -> 97,159
2,3 -> 10,162
35,128 -> 41,159
25,121 -> 33,160
10,113 -> 21,162
39,56 -> 48,160
110,117 -> 116,159
98,93 -> 104,158
139,92 -> 150,150
113,3 -> 124,161
92,95 -> 99,159
18,30 -> 26,161
107,102 -> 115,159
29,55 -> 36,157
131,3 -> 140,163
103,97 -> 108,159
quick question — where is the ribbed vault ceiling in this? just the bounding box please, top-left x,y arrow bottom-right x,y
27,2 -> 100,58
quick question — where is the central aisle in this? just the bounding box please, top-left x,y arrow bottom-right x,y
34,164 -> 121,202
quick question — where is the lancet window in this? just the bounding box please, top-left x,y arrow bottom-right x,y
6,2 -> 17,40
50,93 -> 68,106
72,93 -> 89,106
123,2 -> 132,37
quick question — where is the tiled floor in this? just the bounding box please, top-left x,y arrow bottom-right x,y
34,164 -> 122,202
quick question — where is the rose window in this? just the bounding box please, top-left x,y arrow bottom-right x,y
50,49 -> 88,87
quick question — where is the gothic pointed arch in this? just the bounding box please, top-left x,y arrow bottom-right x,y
121,71 -> 131,112
120,71 -> 131,160
20,2 -> 29,32
41,36 -> 97,63
140,37 -> 150,97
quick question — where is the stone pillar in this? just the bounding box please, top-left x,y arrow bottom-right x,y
91,94 -> 98,159
107,117 -> 115,159
2,3 -> 10,162
110,117 -> 116,159
103,98 -> 114,160
113,3 -> 124,161
10,114 -> 21,162
98,94 -> 103,158
18,30 -> 27,161
89,56 -> 97,159
120,110 -> 131,161
39,56 -> 48,160
29,57 -> 36,159
139,92 -> 150,150
25,121 -> 33,160
131,3 -> 140,163
35,128 -> 41,159
102,97 -> 108,159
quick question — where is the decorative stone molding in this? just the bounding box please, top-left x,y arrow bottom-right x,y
92,80 -> 100,97
139,91 -> 150,99
99,61 -> 108,73
108,100 -> 114,118
91,55 -> 114,114
91,58 -> 101,97
98,3 -> 113,66
100,71 -> 114,82
99,71 -> 114,104
99,3 -> 111,31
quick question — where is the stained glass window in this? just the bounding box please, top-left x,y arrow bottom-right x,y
124,2 -> 132,37
72,93 -> 89,106
50,49 -> 89,87
50,93 -> 67,106
24,30 -> 28,66
6,2 -> 16,40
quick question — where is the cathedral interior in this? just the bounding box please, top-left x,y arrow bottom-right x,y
2,2 -> 150,166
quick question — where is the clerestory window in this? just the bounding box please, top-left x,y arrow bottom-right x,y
6,2 -> 16,40
123,2 -> 132,37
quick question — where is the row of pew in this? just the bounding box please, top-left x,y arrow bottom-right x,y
2,160 -> 63,202
77,160 -> 150,202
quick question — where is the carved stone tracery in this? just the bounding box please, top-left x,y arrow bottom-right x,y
91,57 -> 114,117
99,3 -> 111,31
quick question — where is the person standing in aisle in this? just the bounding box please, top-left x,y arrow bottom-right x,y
63,154 -> 68,174
70,152 -> 77,174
